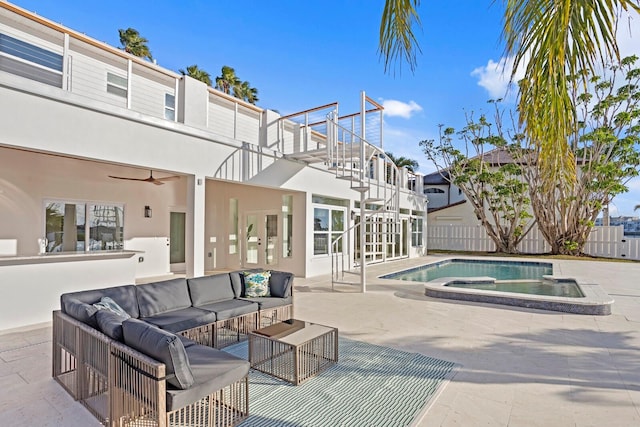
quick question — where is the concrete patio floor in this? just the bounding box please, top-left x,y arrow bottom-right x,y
1,254 -> 639,426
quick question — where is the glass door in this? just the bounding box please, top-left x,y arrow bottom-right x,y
170,211 -> 186,272
245,211 -> 279,268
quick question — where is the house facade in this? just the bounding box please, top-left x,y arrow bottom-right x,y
423,148 -> 521,226
0,2 -> 427,330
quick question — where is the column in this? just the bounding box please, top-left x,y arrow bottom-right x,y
186,175 -> 206,277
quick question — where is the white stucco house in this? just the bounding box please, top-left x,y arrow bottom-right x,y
423,148 -> 519,226
0,2 -> 427,330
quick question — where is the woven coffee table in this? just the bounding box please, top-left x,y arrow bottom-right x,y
248,319 -> 338,385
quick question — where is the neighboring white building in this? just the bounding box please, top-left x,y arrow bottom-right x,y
423,148 -> 519,226
0,2 -> 427,330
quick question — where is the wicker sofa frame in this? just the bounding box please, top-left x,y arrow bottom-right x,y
53,270 -> 293,427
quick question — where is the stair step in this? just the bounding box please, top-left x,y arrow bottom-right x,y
332,280 -> 361,286
363,209 -> 394,214
341,270 -> 361,276
336,174 -> 360,181
351,185 -> 370,192
328,164 -> 362,170
363,198 -> 384,204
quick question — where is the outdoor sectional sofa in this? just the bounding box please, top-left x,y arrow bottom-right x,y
52,269 -> 294,427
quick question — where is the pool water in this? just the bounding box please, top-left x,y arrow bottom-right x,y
384,259 -> 553,282
446,280 -> 584,298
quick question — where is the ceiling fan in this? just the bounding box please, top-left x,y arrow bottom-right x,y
108,170 -> 180,185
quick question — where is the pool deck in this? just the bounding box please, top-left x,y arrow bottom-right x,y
1,254 -> 639,426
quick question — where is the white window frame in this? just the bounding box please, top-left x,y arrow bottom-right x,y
164,92 -> 176,121
44,199 -> 125,253
312,204 -> 346,256
106,72 -> 128,98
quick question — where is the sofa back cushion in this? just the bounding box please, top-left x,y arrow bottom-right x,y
269,271 -> 293,298
95,309 -> 126,341
136,278 -> 191,318
60,284 -> 139,321
122,318 -> 194,390
187,274 -> 235,306
61,299 -> 99,327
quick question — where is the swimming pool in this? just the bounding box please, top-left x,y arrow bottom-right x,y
381,258 -> 613,315
382,259 -> 553,282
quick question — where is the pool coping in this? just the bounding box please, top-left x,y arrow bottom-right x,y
422,276 -> 613,315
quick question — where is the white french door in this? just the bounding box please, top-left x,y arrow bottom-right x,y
244,210 -> 279,268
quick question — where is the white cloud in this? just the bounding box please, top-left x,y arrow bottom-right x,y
471,55 -> 526,100
381,99 -> 423,119
472,9 -> 639,102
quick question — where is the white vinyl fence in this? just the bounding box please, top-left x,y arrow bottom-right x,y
427,225 -> 640,260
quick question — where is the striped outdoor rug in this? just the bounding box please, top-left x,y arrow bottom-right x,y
224,337 -> 457,427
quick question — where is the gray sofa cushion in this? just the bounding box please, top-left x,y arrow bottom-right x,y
61,298 -> 99,327
196,299 -> 259,321
239,296 -> 293,310
187,274 -> 235,306
166,341 -> 249,411
269,271 -> 293,298
122,318 -> 195,390
136,278 -> 192,318
95,309 -> 126,341
61,284 -> 139,319
229,269 -> 261,298
141,307 -> 217,333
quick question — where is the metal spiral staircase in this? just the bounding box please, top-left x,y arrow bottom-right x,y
283,92 -> 407,293
325,110 -> 402,293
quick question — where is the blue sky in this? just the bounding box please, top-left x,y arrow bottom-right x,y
11,0 -> 640,216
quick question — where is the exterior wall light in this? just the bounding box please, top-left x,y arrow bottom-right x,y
144,205 -> 152,218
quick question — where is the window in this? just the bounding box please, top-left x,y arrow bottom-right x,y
164,93 -> 175,121
228,198 -> 238,255
313,206 -> 345,255
106,72 -> 128,98
311,195 -> 348,207
45,201 -> 123,253
0,33 -> 63,87
411,217 -> 423,247
282,195 -> 293,258
425,188 -> 445,194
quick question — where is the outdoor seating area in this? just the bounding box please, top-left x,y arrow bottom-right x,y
1,256 -> 640,426
53,270 -> 293,427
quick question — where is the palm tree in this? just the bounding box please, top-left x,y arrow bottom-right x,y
179,65 -> 212,86
215,66 -> 240,95
379,0 -> 640,188
385,152 -> 419,172
503,0 -> 640,188
385,152 -> 419,185
233,81 -> 259,104
118,28 -> 153,61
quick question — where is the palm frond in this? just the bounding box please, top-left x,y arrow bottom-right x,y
503,0 -> 640,187
379,0 -> 422,75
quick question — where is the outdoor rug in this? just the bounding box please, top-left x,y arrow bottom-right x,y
223,337 -> 458,427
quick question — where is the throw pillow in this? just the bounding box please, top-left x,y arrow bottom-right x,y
95,309 -> 126,341
93,296 -> 131,319
269,271 -> 292,298
244,271 -> 271,297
